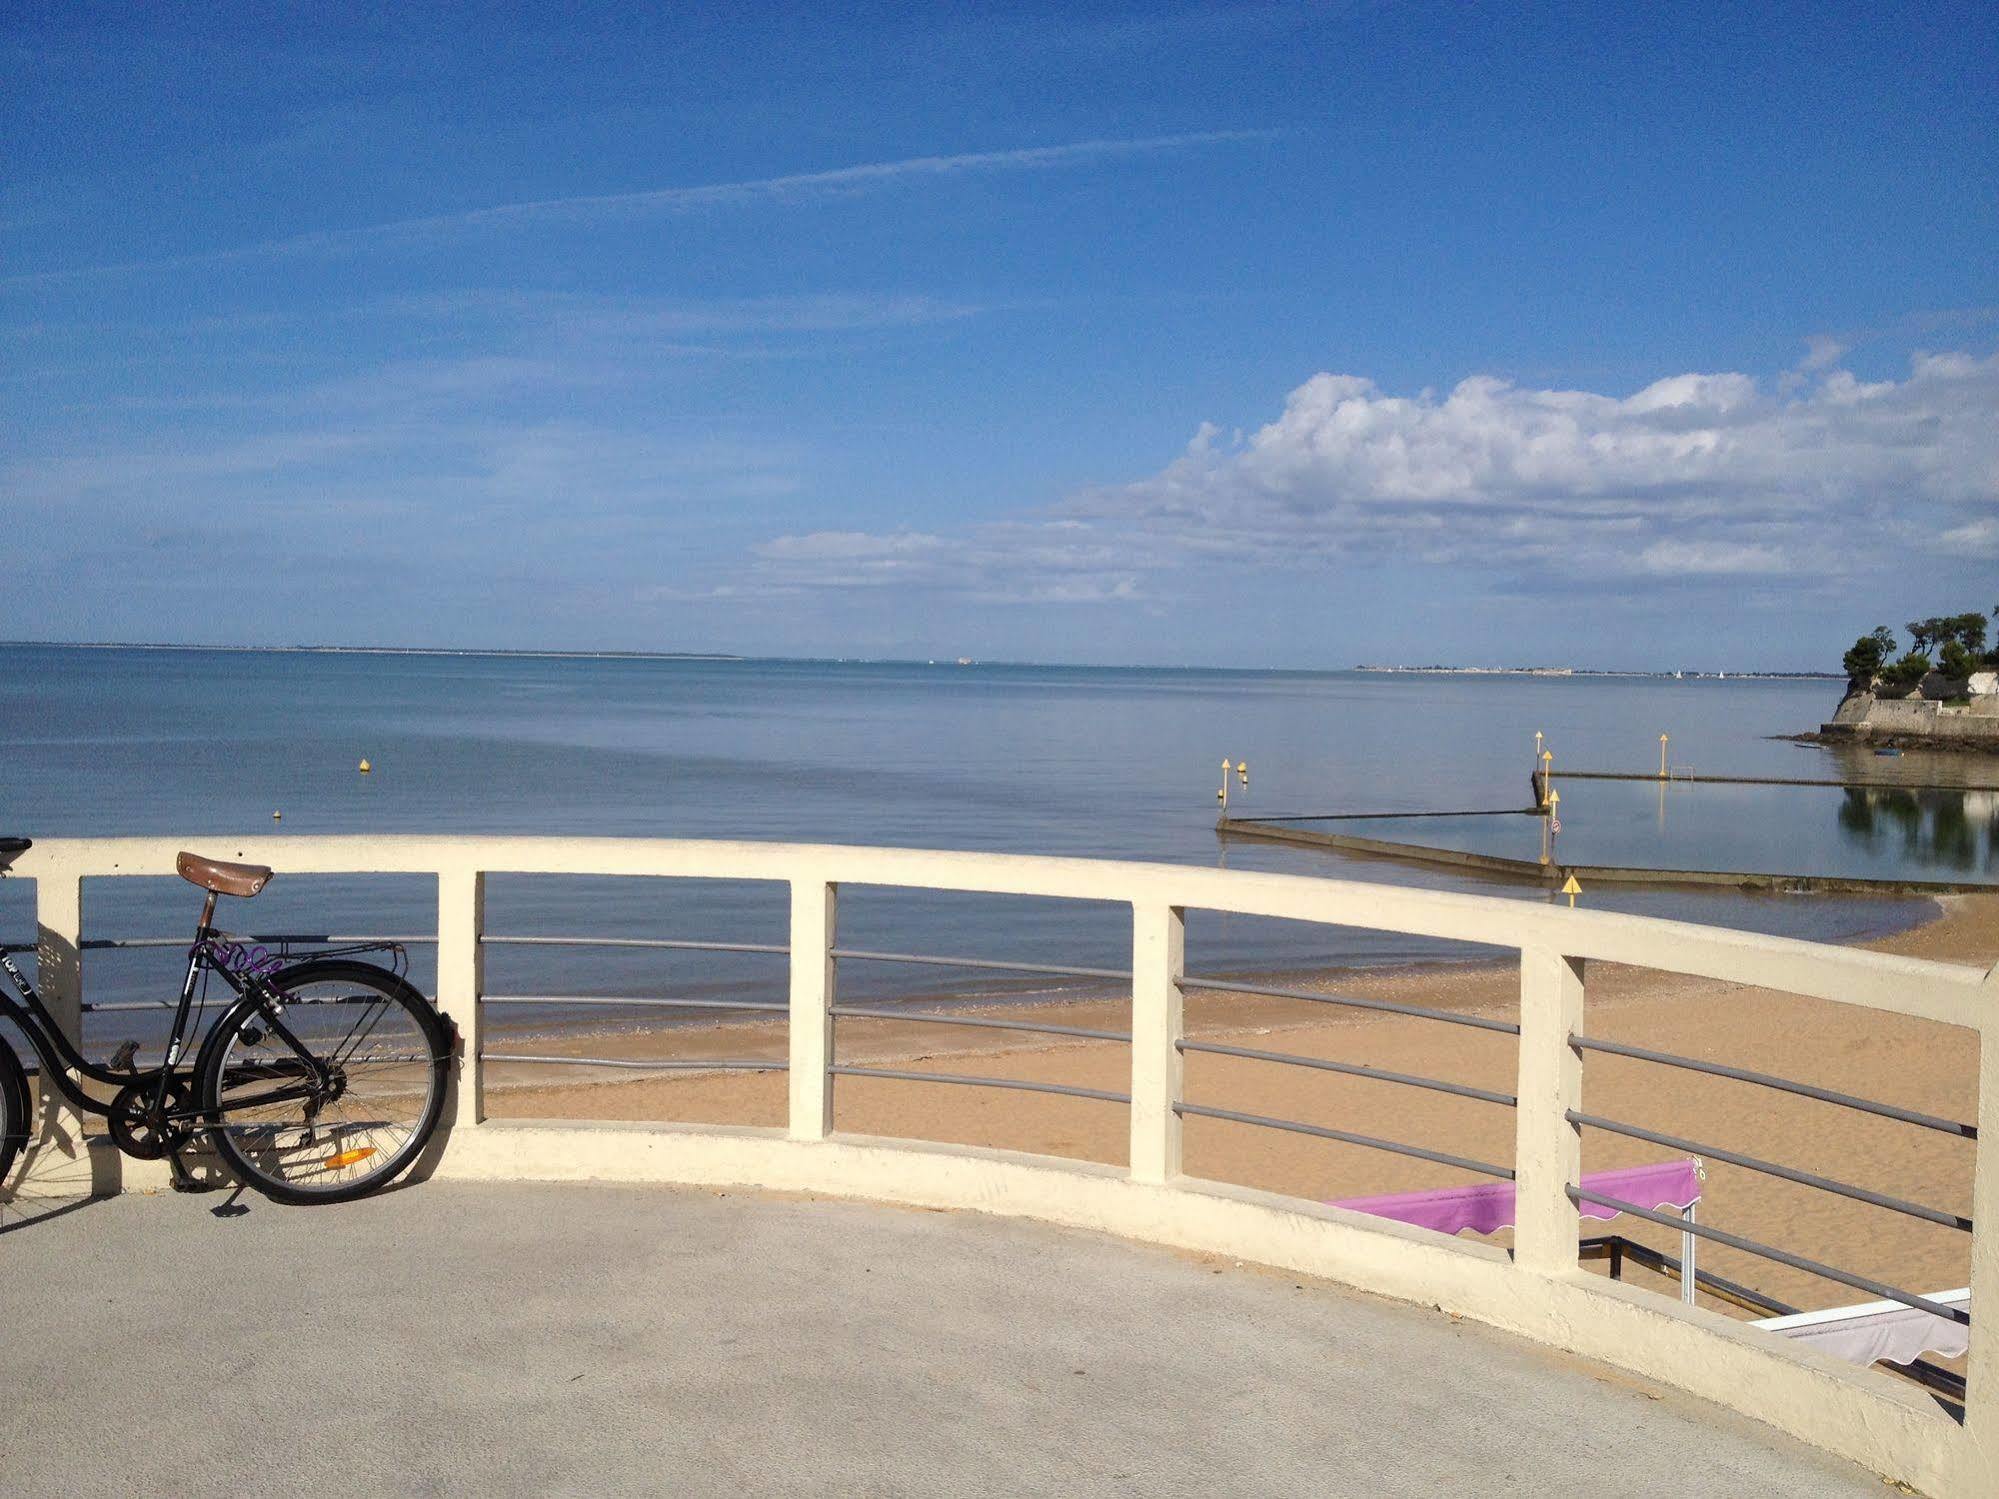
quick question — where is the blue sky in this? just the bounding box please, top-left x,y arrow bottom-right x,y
4,2 -> 1995,668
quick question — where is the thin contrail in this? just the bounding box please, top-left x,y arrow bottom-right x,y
2,130 -> 1280,289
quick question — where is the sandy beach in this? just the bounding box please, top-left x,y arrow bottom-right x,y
484,893 -> 1993,1322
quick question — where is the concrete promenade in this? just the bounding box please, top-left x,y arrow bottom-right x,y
2,1181 -> 1884,1497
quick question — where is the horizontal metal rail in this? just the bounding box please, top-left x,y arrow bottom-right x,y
1176,1101 -> 1515,1181
829,1064 -> 1130,1105
1570,1188 -> 1971,1326
1569,1109 -> 1971,1232
1571,1034 -> 1975,1138
830,948 -> 1131,981
1580,1234 -> 1800,1318
2,934 -> 434,953
87,934 -> 434,950
483,935 -> 787,955
481,1054 -> 786,1072
1179,1038 -> 1516,1106
1230,807 -> 1540,823
831,1005 -> 1130,1043
481,995 -> 787,1014
1180,974 -> 1521,1036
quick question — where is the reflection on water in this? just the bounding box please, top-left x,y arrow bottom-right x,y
1816,742 -> 1999,791
1837,788 -> 1999,876
1326,778 -> 1999,888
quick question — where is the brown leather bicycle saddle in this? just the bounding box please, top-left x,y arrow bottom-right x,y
176,851 -> 274,898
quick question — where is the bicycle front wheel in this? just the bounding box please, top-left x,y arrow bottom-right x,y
197,959 -> 451,1205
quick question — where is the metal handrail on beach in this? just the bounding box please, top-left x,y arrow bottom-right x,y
483,994 -> 788,1013
1178,973 -> 1522,1035
1571,1033 -> 1975,1137
1179,1037 -> 1516,1107
1570,1187 -> 1970,1327
828,1064 -> 1129,1106
831,1004 -> 1131,1044
829,948 -> 1131,981
1177,1101 -> 1515,1180
485,934 -> 788,955
1568,1109 -> 1971,1232
482,1054 -> 786,1073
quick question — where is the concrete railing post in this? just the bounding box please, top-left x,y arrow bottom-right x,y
1129,902 -> 1185,1184
1513,946 -> 1586,1276
33,869 -> 84,1050
436,868 -> 485,1133
788,879 -> 837,1142
1964,988 -> 1999,1475
32,867 -> 87,1148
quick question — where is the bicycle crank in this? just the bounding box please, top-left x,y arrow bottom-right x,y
108,1078 -> 197,1160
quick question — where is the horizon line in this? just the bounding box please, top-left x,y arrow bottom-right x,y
0,639 -> 1841,677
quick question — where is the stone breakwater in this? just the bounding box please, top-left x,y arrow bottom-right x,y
1808,685 -> 1999,751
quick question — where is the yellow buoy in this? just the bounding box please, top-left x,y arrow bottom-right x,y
358,758 -> 372,773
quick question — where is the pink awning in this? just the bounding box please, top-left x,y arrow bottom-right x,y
1330,1158 -> 1701,1238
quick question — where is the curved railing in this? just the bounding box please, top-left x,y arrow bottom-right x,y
6,835 -> 1996,1496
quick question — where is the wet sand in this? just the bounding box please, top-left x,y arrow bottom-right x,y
484,895 -> 1995,1319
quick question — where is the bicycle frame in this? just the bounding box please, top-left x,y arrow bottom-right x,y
0,886 -> 327,1124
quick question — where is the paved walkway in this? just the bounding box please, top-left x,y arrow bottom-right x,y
2,1182 -> 1882,1497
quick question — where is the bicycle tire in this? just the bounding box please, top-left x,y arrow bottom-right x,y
196,958 -> 451,1205
0,1038 -> 27,1188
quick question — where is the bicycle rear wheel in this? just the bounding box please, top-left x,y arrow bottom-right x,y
197,959 -> 451,1205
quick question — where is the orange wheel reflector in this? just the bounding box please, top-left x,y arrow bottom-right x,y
322,1147 -> 378,1170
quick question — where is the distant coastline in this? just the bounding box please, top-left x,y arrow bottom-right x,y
1354,664 -> 1841,680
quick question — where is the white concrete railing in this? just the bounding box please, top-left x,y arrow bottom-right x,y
8,835 -> 1998,1496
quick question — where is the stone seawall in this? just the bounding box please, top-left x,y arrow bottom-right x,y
1816,688 -> 1999,748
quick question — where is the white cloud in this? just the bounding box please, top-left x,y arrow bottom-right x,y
1798,333 -> 1848,370
749,351 -> 1999,602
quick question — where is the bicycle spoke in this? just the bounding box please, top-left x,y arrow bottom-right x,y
204,966 -> 443,1201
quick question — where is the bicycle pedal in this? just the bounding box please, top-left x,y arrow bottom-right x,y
166,1153 -> 215,1193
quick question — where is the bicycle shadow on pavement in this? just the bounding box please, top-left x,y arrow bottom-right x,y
0,1080 -> 239,1233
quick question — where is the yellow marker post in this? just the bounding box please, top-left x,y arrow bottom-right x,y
358,758 -> 372,774
1539,748 -> 1553,806
1659,733 -> 1669,780
1218,757 -> 1232,812
1561,873 -> 1583,908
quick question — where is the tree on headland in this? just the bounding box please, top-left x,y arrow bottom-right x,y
1843,611 -> 1994,684
1880,650 -> 1933,687
1907,613 -> 1987,657
1842,626 -> 1898,683
1940,640 -> 1980,680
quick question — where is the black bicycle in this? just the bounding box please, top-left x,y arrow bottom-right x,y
0,838 -> 453,1204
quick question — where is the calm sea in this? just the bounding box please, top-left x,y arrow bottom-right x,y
2,646 -> 1992,1042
